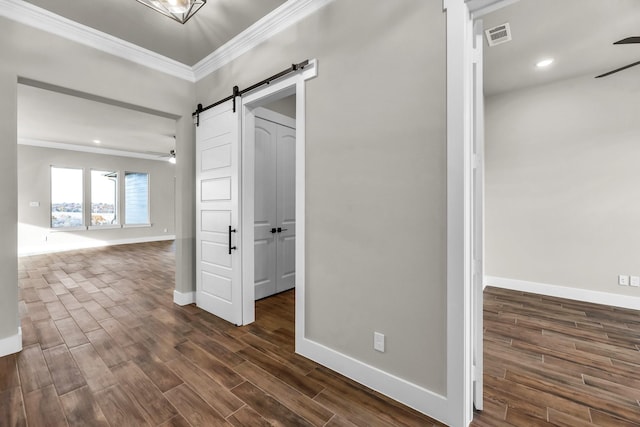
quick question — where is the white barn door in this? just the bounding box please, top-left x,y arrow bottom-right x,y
196,101 -> 243,325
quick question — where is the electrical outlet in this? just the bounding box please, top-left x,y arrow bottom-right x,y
29,201 -> 40,207
631,276 -> 640,287
163,228 -> 168,233
619,275 -> 629,286
374,332 -> 385,353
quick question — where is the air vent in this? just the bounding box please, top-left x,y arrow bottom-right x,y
485,23 -> 512,47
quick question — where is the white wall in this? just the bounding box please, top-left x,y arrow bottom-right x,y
263,94 -> 296,118
485,73 -> 640,297
0,16 -> 195,347
18,145 -> 175,255
196,0 -> 447,394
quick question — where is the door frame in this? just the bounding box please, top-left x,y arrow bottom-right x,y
239,60 -> 317,328
448,0 -> 519,424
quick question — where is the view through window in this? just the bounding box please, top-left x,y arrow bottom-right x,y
51,167 -> 150,229
125,172 -> 150,225
91,170 -> 118,226
51,166 -> 83,228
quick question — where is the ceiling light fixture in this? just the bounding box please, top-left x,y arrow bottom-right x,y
135,0 -> 206,24
536,58 -> 554,68
93,139 -> 101,144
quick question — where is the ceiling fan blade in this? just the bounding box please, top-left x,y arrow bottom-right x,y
614,36 -> 640,45
595,60 -> 640,78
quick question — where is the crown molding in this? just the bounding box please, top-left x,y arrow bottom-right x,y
193,0 -> 335,81
19,138 -> 172,162
0,0 -> 195,82
1,0 -> 334,83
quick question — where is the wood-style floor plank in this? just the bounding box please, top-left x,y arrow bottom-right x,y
0,387 -> 27,427
59,386 -> 109,427
230,381 -> 315,427
17,344 -> 52,394
472,286 -> 640,425
111,360 -> 178,425
18,243 -> 640,427
70,343 -> 117,392
23,385 -> 67,427
165,355 -> 244,418
164,383 -> 228,427
42,344 -> 86,396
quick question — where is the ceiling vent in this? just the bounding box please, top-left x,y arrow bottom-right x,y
485,23 -> 512,47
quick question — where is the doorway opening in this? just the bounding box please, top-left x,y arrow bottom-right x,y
240,79 -> 303,328
251,97 -> 297,303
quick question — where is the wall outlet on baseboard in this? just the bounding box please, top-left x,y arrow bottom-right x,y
374,332 -> 385,352
630,276 -> 640,287
619,275 -> 629,286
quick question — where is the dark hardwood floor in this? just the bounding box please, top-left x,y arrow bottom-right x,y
472,286 -> 640,426
3,241 -> 442,427
6,242 -> 640,426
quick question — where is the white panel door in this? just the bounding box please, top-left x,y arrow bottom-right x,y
254,118 -> 278,300
275,124 -> 296,293
196,101 -> 242,325
253,114 -> 295,299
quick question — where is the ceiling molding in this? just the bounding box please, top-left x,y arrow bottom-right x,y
19,138 -> 172,162
466,0 -> 520,17
188,0 -> 335,81
0,0 -> 195,82
1,0 -> 334,83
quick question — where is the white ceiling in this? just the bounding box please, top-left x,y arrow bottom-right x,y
18,84 -> 176,159
16,0 -> 287,158
23,0 -> 286,66
483,0 -> 640,96
21,0 -> 640,157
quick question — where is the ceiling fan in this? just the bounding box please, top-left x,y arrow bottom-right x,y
596,37 -> 640,78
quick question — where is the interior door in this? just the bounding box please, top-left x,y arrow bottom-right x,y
253,112 -> 295,299
196,100 -> 243,325
472,18 -> 485,411
254,117 -> 278,300
275,124 -> 296,292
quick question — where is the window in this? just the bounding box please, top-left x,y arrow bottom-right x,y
125,172 -> 150,225
51,167 -> 83,228
91,170 -> 118,226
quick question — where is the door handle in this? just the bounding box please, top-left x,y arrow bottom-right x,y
270,228 -> 277,234
277,227 -> 288,233
228,225 -> 237,254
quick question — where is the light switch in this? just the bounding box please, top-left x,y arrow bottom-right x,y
374,332 -> 385,352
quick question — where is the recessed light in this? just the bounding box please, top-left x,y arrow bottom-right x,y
93,139 -> 101,144
536,58 -> 554,68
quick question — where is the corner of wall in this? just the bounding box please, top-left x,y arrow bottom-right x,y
173,290 -> 195,306
0,327 -> 22,358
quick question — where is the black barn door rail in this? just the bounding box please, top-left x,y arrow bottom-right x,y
193,59 -> 309,126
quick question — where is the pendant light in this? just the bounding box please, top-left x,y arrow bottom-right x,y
136,0 -> 206,24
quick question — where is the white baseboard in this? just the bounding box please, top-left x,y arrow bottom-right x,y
486,276 -> 640,310
0,328 -> 22,357
173,290 -> 196,306
296,337 -> 449,426
18,235 -> 176,257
